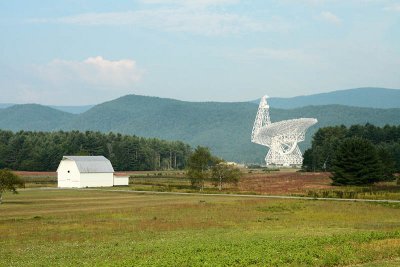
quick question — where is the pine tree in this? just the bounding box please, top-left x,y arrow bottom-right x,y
331,137 -> 384,185
376,145 -> 396,181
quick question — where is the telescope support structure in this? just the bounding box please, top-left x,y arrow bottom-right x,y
251,95 -> 317,167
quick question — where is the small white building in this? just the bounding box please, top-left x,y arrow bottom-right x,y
57,156 -> 128,188
113,174 -> 129,186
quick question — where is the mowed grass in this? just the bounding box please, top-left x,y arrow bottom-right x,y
1,190 -> 400,266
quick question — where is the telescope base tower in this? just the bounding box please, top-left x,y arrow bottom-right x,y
265,145 -> 303,167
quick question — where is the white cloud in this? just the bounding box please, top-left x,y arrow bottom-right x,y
0,57 -> 144,105
318,11 -> 341,25
33,56 -> 143,89
30,8 -> 289,36
280,0 -> 393,5
246,48 -> 311,61
279,0 -> 328,5
384,3 -> 400,11
140,0 -> 239,7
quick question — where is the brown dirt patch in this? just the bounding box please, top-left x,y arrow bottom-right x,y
238,171 -> 333,195
13,170 -> 335,195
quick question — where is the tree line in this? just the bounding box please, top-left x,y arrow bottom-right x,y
302,124 -> 400,185
0,130 -> 192,171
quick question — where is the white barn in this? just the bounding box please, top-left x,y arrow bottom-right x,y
57,156 -> 128,188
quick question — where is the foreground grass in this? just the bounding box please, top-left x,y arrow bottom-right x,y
2,190 -> 400,266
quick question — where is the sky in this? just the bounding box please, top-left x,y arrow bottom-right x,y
0,0 -> 399,105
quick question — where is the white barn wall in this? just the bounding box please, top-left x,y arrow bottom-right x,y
80,173 -> 114,187
113,176 -> 129,186
57,159 -> 81,188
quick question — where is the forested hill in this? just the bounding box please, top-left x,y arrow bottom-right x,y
0,104 -> 75,131
0,94 -> 400,163
267,87 -> 400,109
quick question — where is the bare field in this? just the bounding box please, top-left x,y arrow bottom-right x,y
238,171 -> 333,194
15,170 -> 400,201
16,169 -> 334,194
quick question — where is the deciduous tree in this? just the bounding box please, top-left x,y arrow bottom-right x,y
0,169 -> 24,204
187,146 -> 219,191
211,163 -> 242,191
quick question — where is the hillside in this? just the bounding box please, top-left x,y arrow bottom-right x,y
63,95 -> 259,161
0,104 -> 75,131
1,95 -> 400,163
267,87 -> 400,109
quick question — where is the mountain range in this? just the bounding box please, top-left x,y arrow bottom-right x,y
1,87 -> 399,163
2,87 -> 400,113
266,87 -> 400,109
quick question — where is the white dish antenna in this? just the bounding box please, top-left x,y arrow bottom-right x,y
251,95 -> 317,166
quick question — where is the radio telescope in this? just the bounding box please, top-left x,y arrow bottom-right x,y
251,95 -> 317,167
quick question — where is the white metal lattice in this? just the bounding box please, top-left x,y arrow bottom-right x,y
251,95 -> 317,166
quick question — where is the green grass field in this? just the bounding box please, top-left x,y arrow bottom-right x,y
1,189 -> 400,266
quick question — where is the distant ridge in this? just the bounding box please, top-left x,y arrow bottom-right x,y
1,87 -> 399,112
49,105 -> 94,114
0,104 -> 75,131
0,103 -> 93,114
0,103 -> 14,109
0,92 -> 399,163
266,87 -> 400,109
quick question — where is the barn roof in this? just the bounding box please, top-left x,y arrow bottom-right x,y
62,156 -> 114,173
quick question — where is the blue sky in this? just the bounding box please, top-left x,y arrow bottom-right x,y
0,0 -> 399,105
